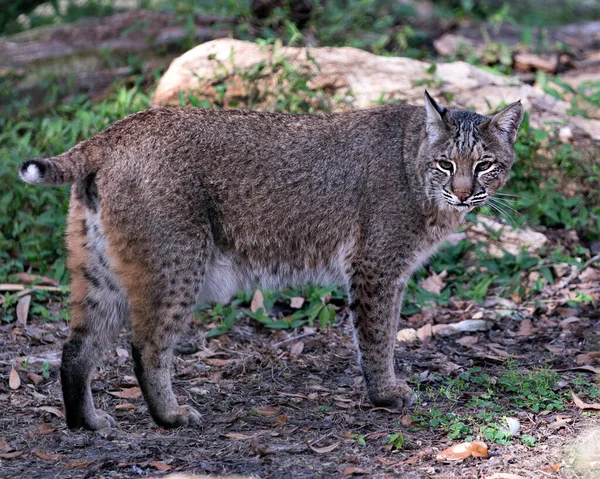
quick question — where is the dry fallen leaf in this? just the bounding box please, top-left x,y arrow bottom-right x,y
290,341 -> 304,358
115,403 -> 136,410
401,415 -> 413,427
37,423 -> 55,435
456,336 -> 479,347
377,456 -> 402,466
275,414 -> 288,426
205,358 -> 236,367
516,318 -> 536,337
116,347 -> 129,358
343,466 -> 371,476
225,433 -> 254,439
571,391 -> 600,410
436,441 -> 489,461
418,270 -> 447,295
16,295 -> 31,325
417,323 -> 433,341
254,406 -> 281,417
548,416 -> 572,430
37,406 -> 65,419
151,461 -> 172,471
0,451 -> 24,459
107,387 -> 142,399
27,372 -> 43,386
250,289 -> 265,313
306,441 -> 340,454
0,439 -> 10,452
290,297 -> 305,309
539,463 -> 561,473
13,273 -> 59,286
9,366 -> 21,390
34,450 -> 64,461
64,460 -> 95,468
576,352 -> 600,364
561,365 -> 600,375
579,267 -> 600,282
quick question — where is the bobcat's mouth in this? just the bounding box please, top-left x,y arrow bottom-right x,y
449,203 -> 474,213
441,189 -> 478,212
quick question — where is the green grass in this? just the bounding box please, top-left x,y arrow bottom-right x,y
411,364 -> 598,444
0,87 -> 151,281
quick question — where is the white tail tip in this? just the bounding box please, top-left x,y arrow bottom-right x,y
19,163 -> 42,183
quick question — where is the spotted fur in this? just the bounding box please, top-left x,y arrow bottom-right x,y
19,92 -> 523,430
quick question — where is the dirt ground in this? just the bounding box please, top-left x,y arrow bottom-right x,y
1,259 -> 599,479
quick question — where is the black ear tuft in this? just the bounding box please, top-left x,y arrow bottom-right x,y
488,101 -> 524,144
424,90 -> 447,118
423,90 -> 447,142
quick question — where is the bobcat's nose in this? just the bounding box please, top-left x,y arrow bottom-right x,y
453,190 -> 471,202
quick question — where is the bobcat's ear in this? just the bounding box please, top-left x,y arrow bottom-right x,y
486,101 -> 524,144
423,90 -> 447,142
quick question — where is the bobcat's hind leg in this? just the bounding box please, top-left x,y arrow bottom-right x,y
61,197 -> 128,430
121,255 -> 203,428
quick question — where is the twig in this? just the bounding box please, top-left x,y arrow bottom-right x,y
0,284 -> 65,293
271,331 -> 316,349
583,254 -> 600,269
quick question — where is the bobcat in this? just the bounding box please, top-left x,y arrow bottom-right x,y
19,92 -> 523,430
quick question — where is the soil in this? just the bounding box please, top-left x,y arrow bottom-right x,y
1,271 -> 599,479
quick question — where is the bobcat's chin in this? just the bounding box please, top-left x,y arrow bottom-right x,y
452,204 -> 473,212
434,196 -> 475,213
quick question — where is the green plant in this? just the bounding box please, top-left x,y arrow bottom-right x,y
506,113 -> 600,241
521,434 -> 536,447
1,87 -> 151,285
41,361 -> 51,378
349,433 -> 366,446
480,423 -> 512,445
497,363 -> 564,413
412,410 -> 473,440
181,40 -> 350,114
385,432 -> 405,450
196,302 -> 241,338
448,421 -> 472,440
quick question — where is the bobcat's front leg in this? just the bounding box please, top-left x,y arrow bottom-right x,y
349,268 -> 412,408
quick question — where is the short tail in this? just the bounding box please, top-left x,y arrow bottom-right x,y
19,144 -> 96,186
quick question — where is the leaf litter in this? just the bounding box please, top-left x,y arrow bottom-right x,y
1,221 -> 600,478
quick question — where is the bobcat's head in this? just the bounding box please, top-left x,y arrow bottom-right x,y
420,91 -> 523,212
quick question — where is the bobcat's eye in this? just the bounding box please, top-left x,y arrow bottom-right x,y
437,160 -> 453,172
476,161 -> 493,173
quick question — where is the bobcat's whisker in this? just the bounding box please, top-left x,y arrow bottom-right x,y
489,197 -> 523,218
487,200 -> 518,227
494,192 -> 522,199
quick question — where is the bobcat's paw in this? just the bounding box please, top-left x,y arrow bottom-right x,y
155,405 -> 202,428
80,409 -> 116,430
369,381 -> 415,410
